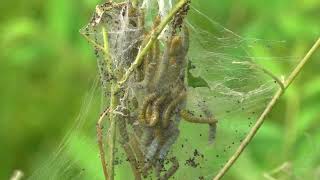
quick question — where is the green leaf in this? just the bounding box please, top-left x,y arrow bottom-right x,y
187,61 -> 210,88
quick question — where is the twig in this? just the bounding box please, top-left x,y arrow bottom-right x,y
213,37 -> 320,180
263,161 -> 292,180
96,108 -> 111,180
81,33 -> 108,55
108,85 -> 119,180
102,27 -> 113,73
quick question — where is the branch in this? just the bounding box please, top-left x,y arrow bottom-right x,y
96,108 -> 110,180
81,33 -> 108,55
213,37 -> 320,180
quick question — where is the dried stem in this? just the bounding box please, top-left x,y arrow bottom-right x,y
81,34 -> 108,55
99,26 -> 117,180
96,108 -> 110,180
213,37 -> 320,180
107,85 -> 118,180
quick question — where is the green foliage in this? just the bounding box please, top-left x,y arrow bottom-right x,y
0,0 -> 319,179
187,61 -> 210,88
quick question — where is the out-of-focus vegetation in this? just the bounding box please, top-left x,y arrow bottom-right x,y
0,0 -> 319,179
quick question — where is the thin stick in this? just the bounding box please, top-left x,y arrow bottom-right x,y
283,38 -> 320,87
81,33 -> 108,55
117,0 -> 188,86
123,143 -> 142,180
100,24 -> 118,180
130,134 -> 145,169
102,27 -> 113,73
96,108 -> 110,180
213,37 -> 320,180
108,86 -> 118,180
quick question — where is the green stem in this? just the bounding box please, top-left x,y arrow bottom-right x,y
213,37 -> 320,180
102,27 -> 113,73
108,85 -> 118,180
101,26 -> 117,180
81,33 -> 108,55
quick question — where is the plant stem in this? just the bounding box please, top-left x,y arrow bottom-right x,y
283,38 -> 320,87
102,27 -> 113,73
101,26 -> 116,180
97,108 -> 110,180
82,33 -> 108,55
108,85 -> 118,180
213,37 -> 320,180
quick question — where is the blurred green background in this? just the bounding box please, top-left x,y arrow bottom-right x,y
0,0 -> 319,179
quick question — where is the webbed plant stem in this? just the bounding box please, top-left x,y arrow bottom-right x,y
108,85 -> 118,180
100,1 -> 189,179
96,108 -> 110,180
213,37 -> 320,180
99,26 -> 117,180
102,27 -> 112,73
